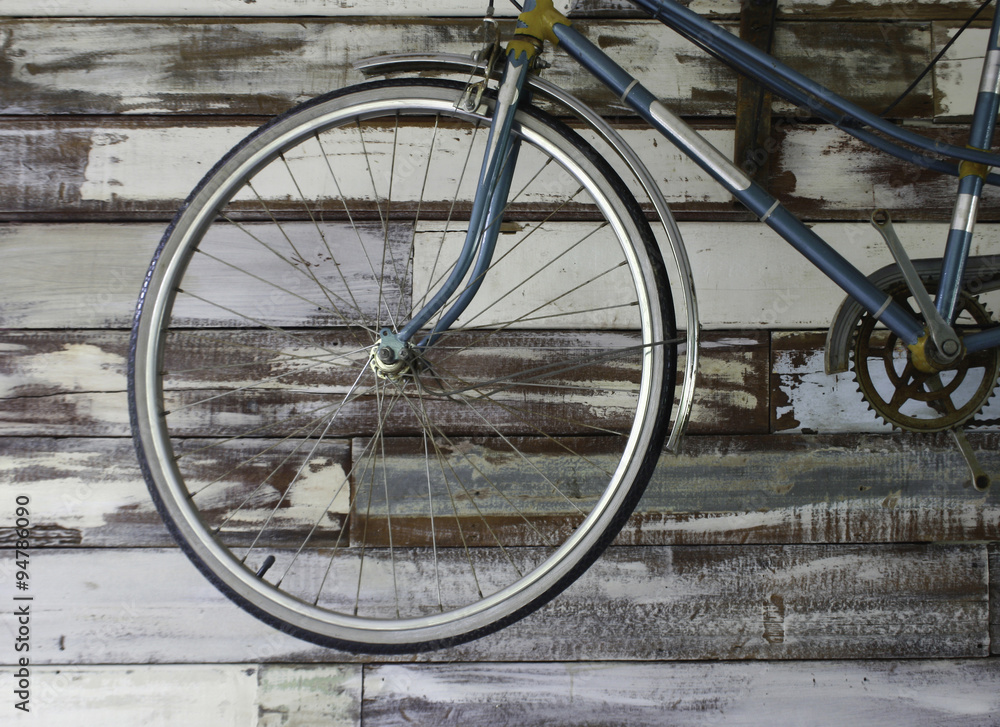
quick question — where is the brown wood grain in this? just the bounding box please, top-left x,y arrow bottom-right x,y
0,543 -> 986,663
3,1 -> 999,697
0,329 -> 769,437
0,18 -> 933,118
0,0 -> 993,21
3,431 -> 998,549
363,660 -> 1000,725
2,118 -> 996,222
992,543 -> 999,654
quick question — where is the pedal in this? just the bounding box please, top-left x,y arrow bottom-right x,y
952,428 -> 991,491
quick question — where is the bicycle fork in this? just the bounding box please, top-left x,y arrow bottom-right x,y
372,37 -> 537,370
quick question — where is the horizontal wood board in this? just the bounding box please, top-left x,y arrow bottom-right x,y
0,18 -> 937,119
2,432 -> 998,548
0,0 -> 995,19
0,543 -> 987,663
363,660 -> 1000,726
5,660 -> 1000,726
2,222 -> 998,330
0,664 -> 362,727
0,120 -> 997,222
992,544 -> 999,654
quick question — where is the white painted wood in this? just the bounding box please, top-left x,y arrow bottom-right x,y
73,122 -> 725,207
3,221 -> 998,329
674,221 -> 1000,329
772,124 -> 1000,214
364,660 -> 1000,726
5,120 -> 988,216
933,24 -> 990,119
0,19 -> 740,115
3,433 -> 997,548
0,19 -> 933,117
0,664 -> 361,727
0,544 -> 985,663
256,664 -> 362,727
0,0 -> 573,17
0,0 -> 984,18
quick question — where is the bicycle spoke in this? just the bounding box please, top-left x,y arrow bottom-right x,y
239,365 -> 371,561
245,178 -> 370,348
216,215 -> 374,336
211,413 -> 332,535
394,113 -> 441,326
314,131 -> 407,327
167,351 -> 359,414
418,356 -> 626,477
278,153 -> 372,329
402,379 -> 583,523
414,118 -> 484,315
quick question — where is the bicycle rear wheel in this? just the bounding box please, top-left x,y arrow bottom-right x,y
129,79 -> 676,652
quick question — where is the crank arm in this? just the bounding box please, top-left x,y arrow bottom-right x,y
870,210 -> 963,364
925,373 -> 991,491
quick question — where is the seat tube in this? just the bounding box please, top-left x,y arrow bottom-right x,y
937,11 -> 1000,322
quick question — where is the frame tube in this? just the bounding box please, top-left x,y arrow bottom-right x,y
937,12 -> 1000,323
398,48 -> 532,343
628,0 -> 1000,171
551,22 -> 926,346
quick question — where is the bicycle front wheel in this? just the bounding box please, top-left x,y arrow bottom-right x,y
129,79 -> 676,652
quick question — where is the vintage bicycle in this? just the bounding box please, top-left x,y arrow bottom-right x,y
128,0 -> 1000,651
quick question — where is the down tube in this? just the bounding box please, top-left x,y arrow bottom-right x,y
550,23 -> 926,346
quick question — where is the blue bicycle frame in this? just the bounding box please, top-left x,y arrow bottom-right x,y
409,0 -> 1000,360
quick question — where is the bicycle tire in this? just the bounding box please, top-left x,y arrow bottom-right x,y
128,78 -> 676,652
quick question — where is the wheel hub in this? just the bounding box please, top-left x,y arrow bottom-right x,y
369,328 -> 415,381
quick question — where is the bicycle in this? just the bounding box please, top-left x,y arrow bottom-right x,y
127,0 -> 1000,652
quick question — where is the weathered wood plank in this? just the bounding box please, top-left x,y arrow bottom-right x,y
635,431 -> 1000,544
0,19 -> 932,118
676,222 -> 1000,328
3,432 -> 998,548
363,660 -> 1000,726
4,222 -> 1000,330
991,543 -> 999,654
0,544 -> 985,662
0,0 -> 555,16
934,22 -> 996,120
0,0 -> 992,21
2,119 -> 996,221
772,331 -> 1000,434
0,329 -> 767,436
771,122 -> 1000,218
0,664 -> 362,727
256,664 -> 362,727
733,0 -> 777,186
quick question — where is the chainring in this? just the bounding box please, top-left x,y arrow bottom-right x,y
850,281 -> 1000,432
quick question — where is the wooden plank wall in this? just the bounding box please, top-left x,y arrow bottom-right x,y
2,0 -> 1000,723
